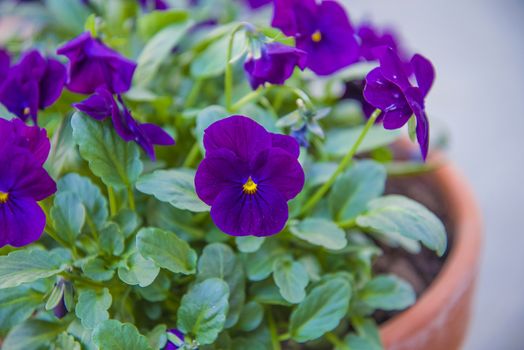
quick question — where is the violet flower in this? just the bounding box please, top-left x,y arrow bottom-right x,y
0,49 -> 10,80
138,0 -> 169,11
0,50 -> 66,124
271,0 -> 359,76
244,42 -> 307,89
246,0 -> 272,9
357,22 -> 404,62
74,87 -> 175,160
0,119 -> 56,248
165,329 -> 185,350
195,116 -> 304,237
57,32 -> 136,95
363,47 -> 435,159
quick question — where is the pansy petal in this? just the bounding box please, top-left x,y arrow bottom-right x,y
73,88 -> 113,120
10,119 -> 51,165
378,47 -> 411,90
0,49 -> 10,80
381,108 -> 412,129
203,115 -> 272,161
140,123 -> 175,146
0,197 -> 46,248
272,0 -> 317,36
364,68 -> 408,112
195,148 -> 249,205
404,87 -> 429,159
210,184 -> 288,237
39,58 -> 66,109
0,75 -> 39,122
411,54 -> 435,97
251,148 -> 305,200
270,133 -> 300,158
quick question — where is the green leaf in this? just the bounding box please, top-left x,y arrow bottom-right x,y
289,277 -> 352,342
51,192 -> 86,244
329,161 -> 386,221
137,9 -> 189,38
272,257 -> 309,304
118,251 -> 160,287
235,236 -> 265,253
0,286 -> 44,331
244,239 -> 285,281
237,301 -> 264,332
197,243 -> 245,328
71,113 -> 143,189
290,218 -> 347,250
324,126 -> 401,157
0,248 -> 69,289
134,23 -> 191,87
177,278 -> 230,345
3,319 -> 67,350
93,320 -> 153,350
57,174 -> 108,231
136,273 -> 171,302
356,195 -> 447,256
146,324 -> 167,350
45,282 -> 65,311
137,169 -> 209,212
137,227 -> 197,275
99,223 -> 125,256
250,280 -> 291,306
52,332 -> 82,350
344,318 -> 382,350
82,257 -> 115,282
360,275 -> 415,311
195,105 -> 229,150
191,33 -> 247,78
44,0 -> 90,34
76,288 -> 112,329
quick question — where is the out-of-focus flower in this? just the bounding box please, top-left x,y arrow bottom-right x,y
246,0 -> 272,9
271,0 -> 359,75
244,42 -> 307,89
364,47 -> 435,159
138,0 -> 169,11
0,119 -> 56,248
57,32 -> 136,95
357,22 -> 404,62
165,329 -> 185,350
0,50 -> 66,124
195,116 -> 304,237
74,88 -> 175,160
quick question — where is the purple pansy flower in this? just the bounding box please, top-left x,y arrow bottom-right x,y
138,0 -> 169,11
244,42 -> 307,89
74,87 -> 175,160
363,47 -> 435,159
271,0 -> 359,76
57,32 -> 137,95
246,0 -> 272,9
165,329 -> 185,350
357,22 -> 404,62
195,116 -> 304,237
0,49 -> 10,80
0,119 -> 56,248
0,50 -> 66,124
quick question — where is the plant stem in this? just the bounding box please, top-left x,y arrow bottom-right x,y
45,225 -> 69,248
183,142 -> 201,168
325,332 -> 350,350
338,218 -> 357,229
230,87 -> 264,112
127,186 -> 136,211
225,23 -> 245,112
108,186 -> 118,217
299,109 -> 382,217
184,79 -> 203,108
267,310 -> 282,350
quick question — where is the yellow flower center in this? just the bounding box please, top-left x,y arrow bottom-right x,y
311,30 -> 322,43
23,107 -> 30,116
242,177 -> 258,195
0,191 -> 8,204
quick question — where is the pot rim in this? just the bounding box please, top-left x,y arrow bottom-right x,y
379,159 -> 483,344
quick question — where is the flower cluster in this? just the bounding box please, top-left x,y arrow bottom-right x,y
0,119 -> 55,247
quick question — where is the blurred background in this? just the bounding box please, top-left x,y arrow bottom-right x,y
340,0 -> 524,348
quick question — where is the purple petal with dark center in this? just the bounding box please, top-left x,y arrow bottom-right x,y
195,148 -> 249,206
0,74 -> 39,122
203,115 -> 272,161
250,147 -> 304,200
0,197 -> 46,248
271,133 -> 300,158
411,54 -> 435,97
210,184 -> 288,237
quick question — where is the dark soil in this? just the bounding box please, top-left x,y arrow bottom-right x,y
372,171 -> 454,324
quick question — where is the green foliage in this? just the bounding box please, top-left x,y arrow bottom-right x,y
235,236 -> 265,253
177,278 -> 230,345
3,320 -> 67,350
51,192 -> 86,245
93,320 -> 153,350
71,113 -> 143,189
118,251 -> 160,287
289,277 -> 352,342
76,288 -> 113,329
360,275 -> 416,311
137,169 -> 210,212
356,195 -> 447,256
272,257 -> 309,304
290,218 -> 348,250
137,227 -> 198,275
0,285 -> 44,332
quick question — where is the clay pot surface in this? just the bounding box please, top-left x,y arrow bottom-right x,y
380,161 -> 483,350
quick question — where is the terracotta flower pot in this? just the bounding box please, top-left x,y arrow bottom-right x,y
379,161 -> 483,350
